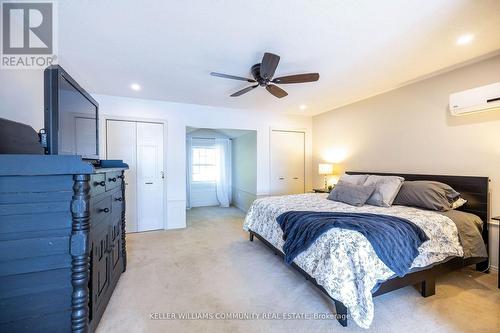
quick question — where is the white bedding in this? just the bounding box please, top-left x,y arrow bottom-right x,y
243,193 -> 463,328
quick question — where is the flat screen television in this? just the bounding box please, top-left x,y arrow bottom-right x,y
44,65 -> 99,160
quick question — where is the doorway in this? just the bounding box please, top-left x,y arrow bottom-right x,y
106,119 -> 165,232
186,127 -> 257,212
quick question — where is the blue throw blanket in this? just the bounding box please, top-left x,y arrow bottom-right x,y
276,211 -> 429,277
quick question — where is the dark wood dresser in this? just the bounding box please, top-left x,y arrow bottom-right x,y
0,155 -> 128,332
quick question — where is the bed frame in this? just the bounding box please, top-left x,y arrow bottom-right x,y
248,171 -> 490,327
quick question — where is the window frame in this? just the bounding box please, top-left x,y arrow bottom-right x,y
191,146 -> 217,183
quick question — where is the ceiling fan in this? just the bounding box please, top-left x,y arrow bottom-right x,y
210,52 -> 319,98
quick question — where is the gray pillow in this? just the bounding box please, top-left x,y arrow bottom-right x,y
364,175 -> 405,207
338,174 -> 369,185
393,181 -> 461,211
327,181 -> 376,206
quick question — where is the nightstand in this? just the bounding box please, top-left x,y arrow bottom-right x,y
312,188 -> 331,193
493,216 -> 500,288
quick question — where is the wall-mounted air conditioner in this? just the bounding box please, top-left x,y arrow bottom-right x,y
449,82 -> 500,116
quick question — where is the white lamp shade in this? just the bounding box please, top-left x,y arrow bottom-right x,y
318,163 -> 333,175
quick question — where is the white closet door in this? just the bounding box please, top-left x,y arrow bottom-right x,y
270,130 -> 305,195
136,122 -> 164,231
106,120 -> 138,232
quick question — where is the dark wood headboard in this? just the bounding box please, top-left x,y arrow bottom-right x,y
347,171 -> 490,248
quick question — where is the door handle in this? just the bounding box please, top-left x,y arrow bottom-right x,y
145,182 -> 153,185
160,171 -> 165,179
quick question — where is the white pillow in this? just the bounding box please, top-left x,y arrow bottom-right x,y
364,175 -> 404,207
451,197 -> 467,210
338,174 -> 369,186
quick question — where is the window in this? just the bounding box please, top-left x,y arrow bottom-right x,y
192,147 -> 217,182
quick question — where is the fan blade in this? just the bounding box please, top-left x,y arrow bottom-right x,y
265,84 -> 288,98
211,72 -> 256,82
272,73 -> 319,84
260,53 -> 280,79
230,84 -> 259,97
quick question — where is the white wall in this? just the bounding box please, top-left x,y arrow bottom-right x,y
232,131 -> 257,212
97,95 -> 312,229
0,70 -> 45,126
313,55 -> 500,269
0,70 -> 312,229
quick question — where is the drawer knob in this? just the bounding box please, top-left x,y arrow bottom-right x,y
114,197 -> 123,202
108,177 -> 117,182
94,181 -> 106,187
100,208 -> 110,213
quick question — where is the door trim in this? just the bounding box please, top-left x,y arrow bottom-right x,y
102,115 -> 168,231
269,128 -> 306,195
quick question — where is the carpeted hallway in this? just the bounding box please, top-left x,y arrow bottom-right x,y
96,207 -> 500,333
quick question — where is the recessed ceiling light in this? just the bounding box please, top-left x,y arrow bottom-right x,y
299,104 -> 307,110
456,33 -> 474,45
130,83 -> 141,91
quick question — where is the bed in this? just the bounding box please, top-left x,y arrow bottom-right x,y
243,172 -> 490,328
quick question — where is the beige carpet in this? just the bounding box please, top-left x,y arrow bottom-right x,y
96,207 -> 500,333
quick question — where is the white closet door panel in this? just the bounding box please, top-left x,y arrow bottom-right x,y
136,122 -> 164,232
106,120 -> 138,232
270,130 -> 305,195
74,117 -> 96,156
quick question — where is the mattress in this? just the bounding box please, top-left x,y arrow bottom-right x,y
243,193 -> 473,328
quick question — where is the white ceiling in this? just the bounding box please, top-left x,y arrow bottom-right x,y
186,127 -> 255,139
58,0 -> 500,116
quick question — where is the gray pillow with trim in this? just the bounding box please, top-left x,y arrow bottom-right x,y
393,181 -> 461,211
327,181 -> 376,207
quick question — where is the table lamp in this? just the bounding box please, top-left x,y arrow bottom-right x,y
318,163 -> 334,190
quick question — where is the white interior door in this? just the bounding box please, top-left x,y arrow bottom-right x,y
136,122 -> 164,232
106,120 -> 138,232
106,120 -> 165,233
270,130 -> 305,195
